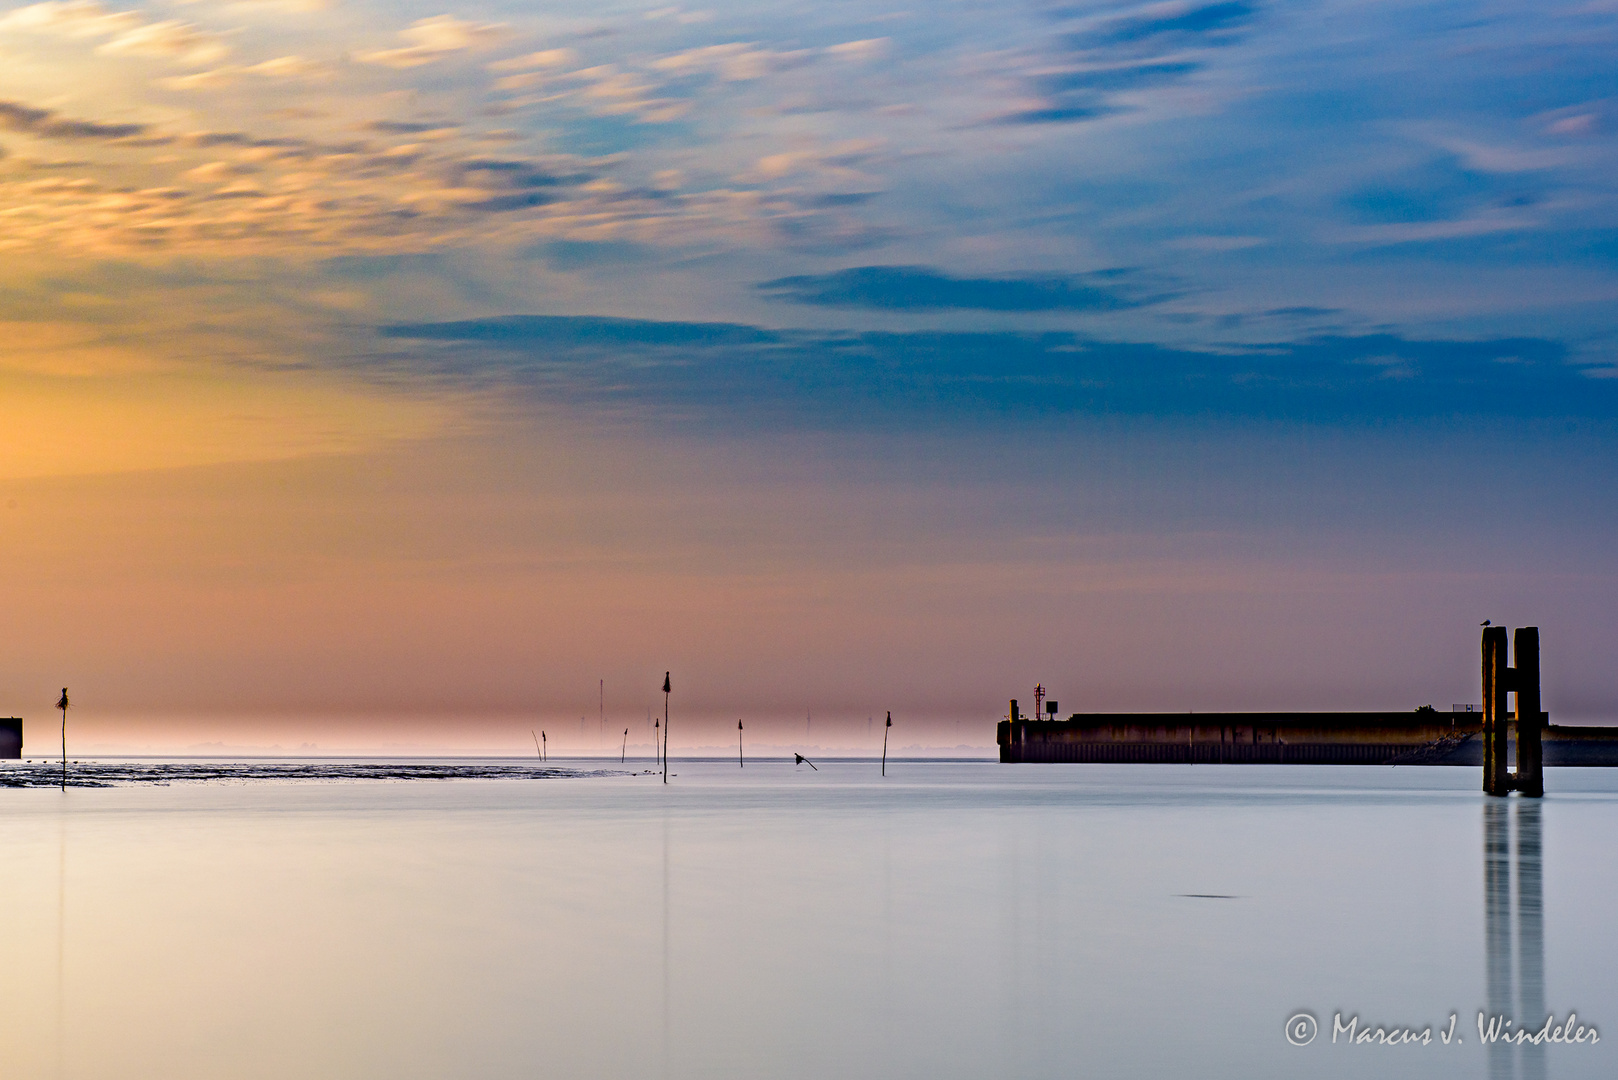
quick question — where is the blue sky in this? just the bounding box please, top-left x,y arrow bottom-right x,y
0,0 -> 1615,748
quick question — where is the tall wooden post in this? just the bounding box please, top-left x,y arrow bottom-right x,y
1482,627 -> 1510,796
1515,627 -> 1543,798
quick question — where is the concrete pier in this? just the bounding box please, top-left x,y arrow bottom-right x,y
997,711 -> 1618,765
999,626 -> 1609,777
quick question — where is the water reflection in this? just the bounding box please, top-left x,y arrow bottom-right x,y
57,812 -> 66,1080
662,811 -> 671,1080
1484,800 -> 1545,1080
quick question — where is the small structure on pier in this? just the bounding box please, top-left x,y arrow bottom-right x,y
0,718 -> 19,759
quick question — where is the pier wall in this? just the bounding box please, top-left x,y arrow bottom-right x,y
997,713 -> 1618,766
0,719 -> 20,759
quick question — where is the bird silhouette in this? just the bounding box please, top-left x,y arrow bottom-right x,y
1480,619 -> 1491,626
793,753 -> 818,771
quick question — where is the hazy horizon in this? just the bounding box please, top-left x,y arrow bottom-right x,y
3,0 -> 1616,734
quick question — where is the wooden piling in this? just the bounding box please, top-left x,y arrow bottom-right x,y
1482,627 -> 1510,796
1515,626 -> 1543,798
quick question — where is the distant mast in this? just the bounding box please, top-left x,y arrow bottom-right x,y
662,672 -> 671,784
56,687 -> 69,791
882,711 -> 892,776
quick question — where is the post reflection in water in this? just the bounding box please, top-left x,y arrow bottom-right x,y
1484,800 -> 1546,1080
57,813 -> 66,1080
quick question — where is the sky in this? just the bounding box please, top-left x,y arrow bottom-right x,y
0,0 -> 1615,754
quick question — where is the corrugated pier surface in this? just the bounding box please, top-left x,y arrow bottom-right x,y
997,712 -> 1618,766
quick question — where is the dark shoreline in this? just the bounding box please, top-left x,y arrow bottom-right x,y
0,761 -> 638,788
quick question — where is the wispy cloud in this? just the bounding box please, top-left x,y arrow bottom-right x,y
991,0 -> 1259,124
0,99 -> 149,139
157,55 -> 324,90
755,266 -> 1154,311
0,1 -> 142,39
651,42 -> 814,81
376,315 -> 1604,428
0,0 -> 1613,346
1,1 -> 229,66
357,14 -> 508,69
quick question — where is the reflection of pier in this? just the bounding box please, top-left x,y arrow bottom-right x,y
1485,800 -> 1545,1080
998,627 -> 1618,780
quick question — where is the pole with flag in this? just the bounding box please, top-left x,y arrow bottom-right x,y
57,688 -> 69,791
662,672 -> 671,784
882,711 -> 892,777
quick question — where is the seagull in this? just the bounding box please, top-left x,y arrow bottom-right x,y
793,753 -> 818,771
1480,619 -> 1491,626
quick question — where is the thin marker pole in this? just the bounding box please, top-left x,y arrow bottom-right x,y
882,711 -> 892,777
622,727 -> 628,763
532,730 -> 542,759
57,688 -> 69,791
662,672 -> 671,784
738,719 -> 744,767
541,730 -> 546,761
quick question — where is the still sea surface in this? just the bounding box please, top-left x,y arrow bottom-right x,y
1,758 -> 1613,1080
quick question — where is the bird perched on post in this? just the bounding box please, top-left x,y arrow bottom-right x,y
1480,619 -> 1491,626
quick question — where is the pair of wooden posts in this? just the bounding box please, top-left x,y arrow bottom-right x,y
1482,626 -> 1543,798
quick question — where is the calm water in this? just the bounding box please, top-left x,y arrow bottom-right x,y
1,759 -> 1613,1080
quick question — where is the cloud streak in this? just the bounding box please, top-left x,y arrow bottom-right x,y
377,315 -> 1609,428
992,0 -> 1259,124
755,265 -> 1154,311
0,99 -> 148,139
0,0 -> 1612,354
1,1 -> 230,66
357,14 -> 508,69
